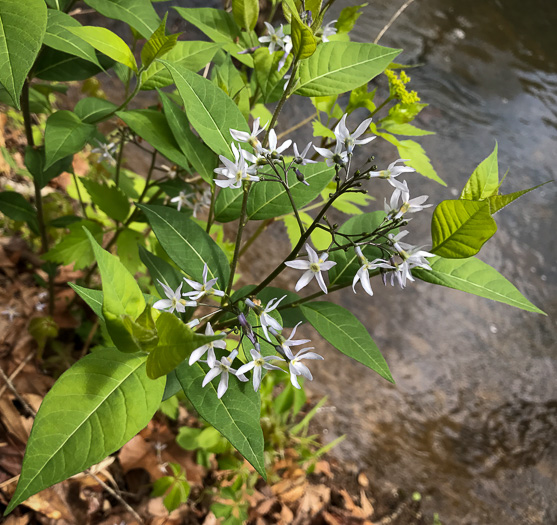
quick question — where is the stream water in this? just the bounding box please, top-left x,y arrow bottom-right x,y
297,1 -> 557,523
88,1 -> 556,522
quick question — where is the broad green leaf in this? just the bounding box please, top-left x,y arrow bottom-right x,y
44,10 -> 101,67
253,47 -> 293,103
174,7 -> 240,44
69,283 -> 104,319
301,302 -> 393,382
141,41 -> 221,90
431,200 -> 497,258
44,110 -> 95,169
140,13 -> 178,68
116,109 -> 189,168
146,312 -> 224,379
312,120 -> 335,139
160,61 -> 249,157
175,360 -> 266,478
232,0 -> 259,30
381,122 -> 434,136
0,0 -> 47,108
5,349 -> 165,514
67,26 -> 138,72
86,229 -> 146,352
395,139 -> 445,186
158,91 -> 217,185
0,191 -> 39,233
346,84 -> 376,114
336,3 -> 367,33
25,147 -> 73,190
413,256 -> 545,314
116,228 -> 144,275
43,220 -> 103,270
487,182 -> 550,214
74,97 -> 117,124
211,51 -> 250,119
139,245 -> 183,298
80,179 -> 130,222
139,204 -> 230,288
83,0 -> 160,39
34,47 -> 111,82
247,162 -> 335,220
284,0 -> 317,59
460,143 -> 499,201
328,212 -> 389,287
295,42 -> 401,97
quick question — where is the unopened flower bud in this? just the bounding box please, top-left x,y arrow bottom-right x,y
295,168 -> 309,186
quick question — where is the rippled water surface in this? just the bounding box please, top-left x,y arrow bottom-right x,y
299,1 -> 557,524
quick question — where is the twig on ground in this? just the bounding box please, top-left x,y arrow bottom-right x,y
0,352 -> 35,400
0,365 -> 36,418
374,0 -> 416,44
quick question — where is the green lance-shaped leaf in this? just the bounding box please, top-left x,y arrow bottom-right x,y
34,47 -> 111,83
44,110 -> 95,169
174,7 -> 241,45
460,142 -> 499,201
295,42 -> 401,97
247,162 -> 335,220
139,245 -> 183,298
395,138 -> 445,186
487,181 -> 551,214
25,147 -> 73,190
141,41 -> 222,91
44,10 -> 101,67
328,212 -> 391,287
413,256 -> 545,314
158,91 -> 217,185
80,178 -> 130,222
215,162 -> 334,223
83,0 -> 160,39
140,13 -> 178,69
0,0 -> 47,108
300,302 -> 393,382
253,47 -> 293,104
160,60 -> 249,158
67,26 -> 138,73
74,97 -> 118,124
431,199 -> 498,259
232,0 -> 259,31
4,349 -> 165,515
147,312 -> 224,379
43,220 -> 103,270
138,204 -> 230,288
69,283 -> 104,319
284,0 -> 316,59
0,191 -> 39,234
85,229 -> 146,352
175,360 -> 266,478
116,109 -> 189,169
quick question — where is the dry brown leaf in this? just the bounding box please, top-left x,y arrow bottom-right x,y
2,514 -> 30,525
358,471 -> 370,488
22,485 -> 73,520
360,489 -> 374,518
0,396 -> 34,444
314,460 -> 333,479
279,483 -> 307,505
280,503 -> 294,523
298,484 -> 331,515
322,510 -> 343,525
271,476 -> 306,497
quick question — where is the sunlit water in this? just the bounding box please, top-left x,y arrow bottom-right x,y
89,1 -> 556,522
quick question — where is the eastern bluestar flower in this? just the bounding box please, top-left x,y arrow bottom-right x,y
201,349 -> 248,399
183,264 -> 225,301
285,244 -> 337,294
153,282 -> 196,313
236,347 -> 285,391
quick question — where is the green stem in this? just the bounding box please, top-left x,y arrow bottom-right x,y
239,218 -> 274,257
114,128 -> 126,187
206,185 -> 217,234
72,172 -> 88,218
136,150 -> 157,204
263,56 -> 300,147
22,81 -> 55,316
223,182 -> 252,301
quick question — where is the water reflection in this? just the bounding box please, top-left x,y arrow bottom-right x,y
304,1 -> 556,523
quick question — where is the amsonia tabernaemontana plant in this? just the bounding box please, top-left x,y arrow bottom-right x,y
0,0 -> 548,514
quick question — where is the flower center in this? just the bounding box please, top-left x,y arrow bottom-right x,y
235,170 -> 243,181
255,358 -> 264,367
310,262 -> 320,272
379,169 -> 391,179
400,202 -> 410,214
